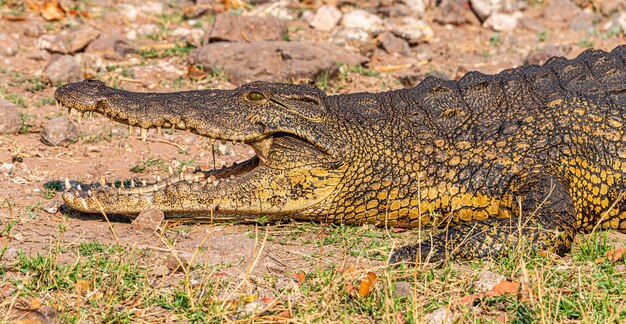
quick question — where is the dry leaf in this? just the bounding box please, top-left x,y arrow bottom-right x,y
490,281 -> 520,296
595,248 -> 626,264
292,271 -> 306,287
357,272 -> 378,297
41,0 -> 65,21
75,279 -> 90,295
187,65 -> 208,80
29,298 -> 42,309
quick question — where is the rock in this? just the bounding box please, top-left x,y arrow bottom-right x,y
0,33 -> 18,56
44,201 -> 60,214
524,45 -> 571,65
152,265 -> 169,277
136,24 -> 160,37
483,11 -> 521,32
209,13 -> 287,42
332,27 -> 373,49
378,32 -> 410,56
386,17 -> 434,45
27,49 -> 51,61
569,12 -> 600,31
217,142 -> 233,156
543,0 -> 580,22
23,24 -> 44,38
131,208 -> 165,231
85,35 -> 134,60
118,2 -> 165,21
0,163 -> 15,175
472,271 -> 506,292
171,27 -> 205,47
436,0 -> 480,26
43,55 -> 83,85
0,99 -> 21,134
309,5 -> 342,31
425,307 -> 455,324
341,9 -> 384,33
470,0 -> 501,21
40,116 -> 79,147
415,44 -> 433,61
404,0 -> 428,16
38,25 -> 100,54
599,0 -> 624,16
189,41 -> 368,85
393,281 -> 412,298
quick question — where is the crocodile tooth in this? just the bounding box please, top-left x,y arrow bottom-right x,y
156,176 -> 162,182
209,175 -> 216,181
118,188 -> 121,194
67,107 -> 72,115
213,180 -> 220,186
194,175 -> 200,182
77,112 -> 84,124
168,166 -> 174,175
142,180 -> 147,186
80,199 -> 88,210
139,188 -> 143,194
177,121 -> 186,129
128,125 -> 133,137
181,165 -> 188,173
77,184 -> 82,191
141,128 -> 148,141
130,179 -> 135,188
65,177 -> 71,189
153,184 -> 158,191
156,126 -> 161,134
87,190 -> 92,197
229,175 -> 236,180
100,176 -> 106,185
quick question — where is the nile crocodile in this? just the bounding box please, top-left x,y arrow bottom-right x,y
55,46 -> 626,264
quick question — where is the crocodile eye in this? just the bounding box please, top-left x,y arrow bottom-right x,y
247,92 -> 265,101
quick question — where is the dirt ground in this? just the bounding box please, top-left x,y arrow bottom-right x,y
0,0 -> 625,322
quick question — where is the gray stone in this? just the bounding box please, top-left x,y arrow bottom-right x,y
378,32 -> 410,56
425,307 -> 455,324
309,5 -> 342,31
0,99 -> 21,134
0,33 -> 18,56
275,276 -> 299,291
43,55 -> 83,85
404,0 -> 428,15
331,27 -> 373,49
209,13 -> 287,42
131,208 -> 165,231
483,11 -> 521,31
85,34 -> 134,60
40,116 -> 79,147
240,299 -> 266,317
23,24 -> 44,38
0,163 -> 15,175
26,49 -> 51,61
38,25 -> 100,54
393,281 -> 412,298
189,41 -> 368,85
386,17 -> 434,45
436,0 -> 479,26
524,45 -> 571,65
599,0 -> 624,16
171,27 -> 205,47
341,9 -> 384,33
472,271 -> 506,292
543,0 -> 580,22
44,201 -> 60,214
470,0 -> 502,21
415,44 -> 433,61
136,24 -> 160,37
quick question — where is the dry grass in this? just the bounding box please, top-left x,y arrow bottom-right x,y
1,216 -> 625,323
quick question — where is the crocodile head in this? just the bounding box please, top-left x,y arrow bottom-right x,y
54,79 -> 349,221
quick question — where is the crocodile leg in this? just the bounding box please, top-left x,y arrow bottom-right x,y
390,173 -> 578,264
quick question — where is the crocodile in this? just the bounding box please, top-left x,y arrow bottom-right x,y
54,46 -> 626,264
